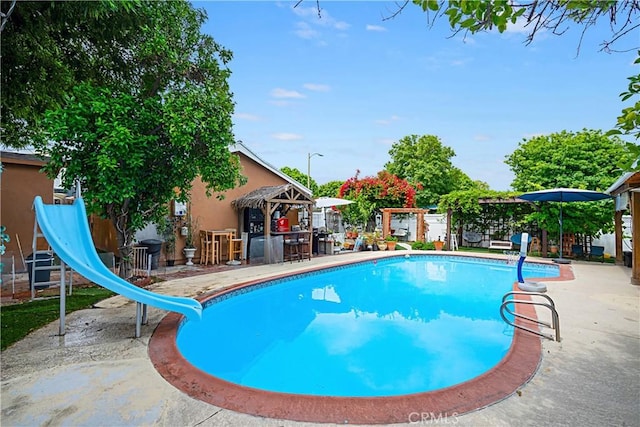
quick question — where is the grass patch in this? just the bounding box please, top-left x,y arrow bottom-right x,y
1,286 -> 114,351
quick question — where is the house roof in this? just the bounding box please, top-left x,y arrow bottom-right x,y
606,171 -> 640,196
231,142 -> 312,195
231,184 -> 312,210
1,151 -> 48,166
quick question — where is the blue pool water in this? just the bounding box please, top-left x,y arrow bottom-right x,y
176,255 -> 558,397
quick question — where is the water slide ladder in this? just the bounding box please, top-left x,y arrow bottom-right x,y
30,216 -> 74,301
499,232 -> 561,342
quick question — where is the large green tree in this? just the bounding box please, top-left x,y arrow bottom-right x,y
384,134 -> 473,207
280,166 -> 319,194
505,129 -> 632,239
317,180 -> 344,198
1,1 -> 147,147
27,1 -> 244,276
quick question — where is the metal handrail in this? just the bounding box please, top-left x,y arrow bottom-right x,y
501,293 -> 561,342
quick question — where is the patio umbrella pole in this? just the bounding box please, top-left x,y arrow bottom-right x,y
555,202 -> 571,264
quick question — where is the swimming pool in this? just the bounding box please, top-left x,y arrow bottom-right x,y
177,255 -> 556,397
149,254 -> 572,423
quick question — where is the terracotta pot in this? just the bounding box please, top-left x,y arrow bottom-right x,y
434,240 -> 444,251
386,241 -> 397,251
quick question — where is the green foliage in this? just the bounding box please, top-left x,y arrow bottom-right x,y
384,134 -> 472,206
439,189 -> 528,236
280,166 -> 318,193
411,1 -> 635,49
411,240 -> 435,250
1,286 -> 114,351
506,129 -> 631,191
2,1 -> 148,147
156,217 -> 177,260
607,51 -> 640,171
385,234 -> 398,242
505,129 -> 629,238
339,170 -> 419,230
31,1 -> 244,276
317,180 -> 344,198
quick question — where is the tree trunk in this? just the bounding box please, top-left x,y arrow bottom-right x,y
110,209 -> 134,279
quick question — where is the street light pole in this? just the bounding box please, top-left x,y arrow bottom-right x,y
307,152 -> 323,189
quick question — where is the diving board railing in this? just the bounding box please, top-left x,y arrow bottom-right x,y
500,291 -> 561,342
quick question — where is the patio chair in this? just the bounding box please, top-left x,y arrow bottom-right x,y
571,244 -> 585,259
462,231 -> 482,247
392,228 -> 408,242
589,246 -> 605,263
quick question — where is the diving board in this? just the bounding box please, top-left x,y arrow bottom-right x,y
33,196 -> 202,337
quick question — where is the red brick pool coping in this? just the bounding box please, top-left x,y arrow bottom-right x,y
149,255 -> 573,424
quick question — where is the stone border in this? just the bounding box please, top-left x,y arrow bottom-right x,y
149,254 -> 572,424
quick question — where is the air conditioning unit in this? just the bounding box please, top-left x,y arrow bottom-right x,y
174,201 -> 187,217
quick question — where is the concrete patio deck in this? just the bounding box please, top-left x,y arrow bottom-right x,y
1,252 -> 638,426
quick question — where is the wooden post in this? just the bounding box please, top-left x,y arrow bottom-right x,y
631,191 -> 639,286
614,210 -> 623,265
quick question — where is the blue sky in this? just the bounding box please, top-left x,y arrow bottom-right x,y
196,1 -> 635,191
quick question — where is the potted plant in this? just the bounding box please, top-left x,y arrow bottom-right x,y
434,236 -> 445,251
182,211 -> 198,266
157,217 -> 176,266
384,234 -> 398,251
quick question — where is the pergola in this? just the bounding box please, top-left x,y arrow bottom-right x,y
231,184 -> 314,262
381,208 -> 429,242
606,171 -> 639,285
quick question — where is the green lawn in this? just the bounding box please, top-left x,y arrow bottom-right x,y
1,286 -> 114,351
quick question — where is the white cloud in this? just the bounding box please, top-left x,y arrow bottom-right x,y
271,132 -> 303,141
334,21 -> 350,31
294,21 -> 319,39
290,5 -> 350,41
271,88 -> 306,99
303,83 -> 330,92
233,112 -> 262,121
375,115 -> 402,125
474,134 -> 491,141
504,17 -> 532,34
366,24 -> 387,32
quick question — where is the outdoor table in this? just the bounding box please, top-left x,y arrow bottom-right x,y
208,229 -> 236,263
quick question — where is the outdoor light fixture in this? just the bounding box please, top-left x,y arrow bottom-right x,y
307,152 -> 323,189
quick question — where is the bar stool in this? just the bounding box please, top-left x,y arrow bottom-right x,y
298,233 -> 311,260
230,237 -> 243,263
199,231 -> 219,265
284,232 -> 301,262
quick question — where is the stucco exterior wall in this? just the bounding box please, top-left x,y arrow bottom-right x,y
177,152 -> 290,262
1,153 -> 53,271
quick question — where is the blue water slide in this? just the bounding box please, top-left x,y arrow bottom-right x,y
32,196 -> 202,321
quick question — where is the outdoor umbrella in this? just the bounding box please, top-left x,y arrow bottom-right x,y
518,188 -> 612,263
314,197 -> 353,230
